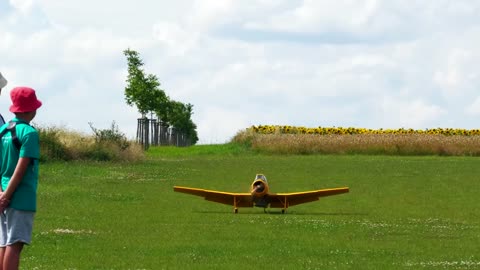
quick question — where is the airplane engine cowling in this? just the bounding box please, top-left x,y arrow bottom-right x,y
251,180 -> 269,197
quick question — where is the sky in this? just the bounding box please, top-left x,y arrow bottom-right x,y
1,0 -> 480,144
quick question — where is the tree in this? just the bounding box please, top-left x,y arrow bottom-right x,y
167,101 -> 199,144
123,49 -> 168,117
124,48 -> 198,145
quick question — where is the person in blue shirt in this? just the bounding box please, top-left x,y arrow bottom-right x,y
0,86 -> 42,270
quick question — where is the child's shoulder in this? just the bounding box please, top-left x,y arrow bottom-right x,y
13,121 -> 38,136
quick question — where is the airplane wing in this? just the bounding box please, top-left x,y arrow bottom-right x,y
174,186 -> 253,207
268,187 -> 349,208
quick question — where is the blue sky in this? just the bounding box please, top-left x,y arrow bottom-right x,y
1,0 -> 480,144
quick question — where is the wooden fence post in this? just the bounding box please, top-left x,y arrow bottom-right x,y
136,118 -> 150,150
160,121 -> 169,146
150,119 -> 158,146
138,120 -> 192,148
168,127 -> 176,146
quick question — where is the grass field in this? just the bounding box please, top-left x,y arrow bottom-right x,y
24,145 -> 480,269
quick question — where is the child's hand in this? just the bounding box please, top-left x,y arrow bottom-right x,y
0,192 -> 10,212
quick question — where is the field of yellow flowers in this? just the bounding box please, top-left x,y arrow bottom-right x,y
249,125 -> 480,136
232,125 -> 480,156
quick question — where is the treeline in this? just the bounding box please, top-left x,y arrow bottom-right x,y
124,49 -> 198,146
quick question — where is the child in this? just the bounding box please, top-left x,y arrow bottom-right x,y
0,86 -> 42,270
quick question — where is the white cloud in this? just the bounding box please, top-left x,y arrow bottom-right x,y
9,0 -> 35,14
152,22 -> 199,56
381,97 -> 447,128
195,107 -> 250,144
62,29 -> 135,66
37,0 -> 187,31
243,0 -> 408,37
188,0 -> 236,29
466,97 -> 480,116
280,0 -> 379,33
433,46 -> 480,100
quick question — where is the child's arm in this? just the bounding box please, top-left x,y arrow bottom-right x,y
0,157 -> 31,205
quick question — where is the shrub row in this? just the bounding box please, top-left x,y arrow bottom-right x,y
37,122 -> 144,162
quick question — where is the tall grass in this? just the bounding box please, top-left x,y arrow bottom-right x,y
37,124 -> 144,162
232,130 -> 480,156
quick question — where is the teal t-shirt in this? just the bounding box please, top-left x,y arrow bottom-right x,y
0,118 -> 40,211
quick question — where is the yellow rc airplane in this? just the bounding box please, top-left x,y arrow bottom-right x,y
173,174 -> 349,213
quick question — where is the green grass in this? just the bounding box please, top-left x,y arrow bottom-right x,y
24,145 -> 480,269
146,143 -> 253,157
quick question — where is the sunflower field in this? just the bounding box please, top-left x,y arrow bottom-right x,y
232,125 -> 480,156
248,125 -> 480,136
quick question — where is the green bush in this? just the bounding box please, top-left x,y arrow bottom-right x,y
89,121 -> 130,150
84,143 -> 116,161
36,123 -> 144,162
37,126 -> 71,162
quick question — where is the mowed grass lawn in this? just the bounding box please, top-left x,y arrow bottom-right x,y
24,145 -> 480,269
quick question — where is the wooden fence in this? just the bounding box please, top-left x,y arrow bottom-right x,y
136,118 -> 192,149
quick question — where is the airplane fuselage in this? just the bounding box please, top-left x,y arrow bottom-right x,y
250,174 -> 271,208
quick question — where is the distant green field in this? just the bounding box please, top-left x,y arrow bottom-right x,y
24,145 -> 480,269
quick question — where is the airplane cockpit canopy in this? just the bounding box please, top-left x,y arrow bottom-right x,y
255,174 -> 267,183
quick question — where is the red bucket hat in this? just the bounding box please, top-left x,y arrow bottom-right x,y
9,87 -> 43,113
